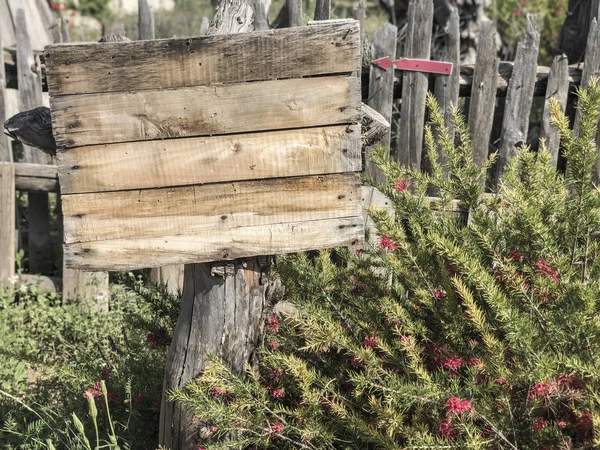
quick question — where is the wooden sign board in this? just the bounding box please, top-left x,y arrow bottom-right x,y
44,20 -> 364,271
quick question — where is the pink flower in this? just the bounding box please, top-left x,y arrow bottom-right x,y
434,289 -> 445,300
84,388 -> 102,398
395,178 -> 410,193
363,335 -> 379,350
439,419 -> 458,441
209,387 -> 223,397
531,417 -> 548,432
496,378 -> 507,385
272,388 -> 285,398
445,396 -> 474,416
268,340 -> 278,350
198,447 -> 206,450
556,420 -> 567,428
348,357 -> 361,368
269,422 -> 284,433
350,277 -> 368,295
266,315 -> 279,334
443,356 -> 462,371
535,258 -> 559,282
528,381 -> 553,399
557,373 -> 584,390
507,249 -> 523,262
379,236 -> 398,251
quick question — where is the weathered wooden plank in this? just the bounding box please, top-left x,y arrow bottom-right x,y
44,21 -> 361,97
51,76 -> 361,148
0,34 -> 10,162
14,162 -> 59,192
432,7 -> 459,171
64,216 -> 364,271
138,0 -> 155,40
540,54 -> 569,168
366,23 -> 397,183
61,173 -> 362,244
0,163 -> 15,287
495,14 -> 540,183
397,0 -> 433,171
58,124 -> 360,194
361,104 -> 390,148
468,21 -> 499,171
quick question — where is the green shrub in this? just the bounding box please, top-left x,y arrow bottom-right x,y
172,81 -> 600,449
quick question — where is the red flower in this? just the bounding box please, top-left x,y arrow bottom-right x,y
84,388 -> 102,398
395,177 -> 410,193
363,335 -> 379,350
557,373 -> 584,390
439,419 -> 458,441
101,367 -> 111,379
445,396 -> 474,416
531,417 -> 548,432
535,258 -> 559,282
507,249 -> 523,262
266,315 -> 279,333
443,356 -> 462,371
268,340 -> 278,350
379,236 -> 398,251
493,268 -> 505,282
556,420 -> 567,428
496,378 -> 507,385
434,289 -> 445,300
272,388 -> 285,398
269,422 -> 284,433
528,381 -> 553,399
348,357 -> 361,368
468,357 -> 483,367
209,387 -> 223,397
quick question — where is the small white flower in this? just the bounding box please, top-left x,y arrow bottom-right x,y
8,275 -> 18,286
19,284 -> 28,294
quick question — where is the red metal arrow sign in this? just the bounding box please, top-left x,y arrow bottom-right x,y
371,57 -> 453,75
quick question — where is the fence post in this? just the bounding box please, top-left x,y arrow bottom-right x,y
16,8 -> 53,275
540,54 -> 569,168
314,0 -> 331,21
494,14 -> 540,184
0,35 -> 10,162
138,0 -> 155,40
468,20 -> 499,174
366,23 -> 397,183
396,0 -> 433,171
287,0 -> 302,26
0,163 -> 15,288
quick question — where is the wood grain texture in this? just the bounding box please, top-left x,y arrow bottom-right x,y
495,14 -> 540,184
0,34 -> 10,162
287,0 -> 303,26
397,0 -> 433,171
64,216 -> 364,270
366,23 -> 397,183
151,265 -> 184,294
44,21 -> 360,96
540,54 -> 569,168
61,173 -> 362,244
0,163 -> 15,287
57,124 -> 361,194
138,0 -> 155,40
468,21 -> 499,171
14,162 -> 59,192
51,76 -> 361,148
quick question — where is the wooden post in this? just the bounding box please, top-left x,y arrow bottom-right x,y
314,0 -> 331,21
158,2 -> 270,448
366,23 -> 397,183
557,0 -> 598,63
0,34 -> 11,162
151,265 -> 184,294
354,0 -> 366,42
16,8 -> 53,275
432,7 -> 459,171
495,14 -> 540,184
253,0 -> 271,30
540,54 -> 569,169
0,163 -> 15,288
287,0 -> 303,27
468,21 -> 499,172
396,0 -> 433,171
138,0 -> 155,40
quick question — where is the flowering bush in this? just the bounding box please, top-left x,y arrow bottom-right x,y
171,81 -> 600,450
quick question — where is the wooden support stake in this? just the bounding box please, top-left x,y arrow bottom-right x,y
159,2 -> 271,449
468,21 -> 499,172
432,7 -> 459,172
0,163 -> 15,288
252,0 -> 271,30
0,34 -> 10,162
138,0 -> 155,40
16,8 -> 53,275
287,0 -> 303,27
495,14 -> 540,184
366,23 -> 397,183
540,54 -> 569,168
314,0 -> 331,21
397,0 -> 433,171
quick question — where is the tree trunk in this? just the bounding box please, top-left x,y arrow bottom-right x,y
158,2 -> 269,449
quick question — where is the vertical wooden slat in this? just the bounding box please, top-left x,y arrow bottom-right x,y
397,0 -> 433,171
432,7 -> 460,170
366,23 -> 397,183
16,8 -> 53,275
468,21 -> 499,172
314,0 -> 331,21
60,15 -> 69,43
151,265 -> 184,294
138,0 -> 155,40
495,14 -> 540,184
354,0 -> 366,43
287,0 -> 302,27
540,54 -> 569,168
252,0 -> 271,30
0,163 -> 15,288
0,34 -> 11,162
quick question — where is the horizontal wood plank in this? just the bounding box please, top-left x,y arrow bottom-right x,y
57,125 -> 361,194
13,163 -> 59,192
61,173 -> 362,244
51,76 -> 361,148
64,216 -> 364,270
44,21 -> 360,96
